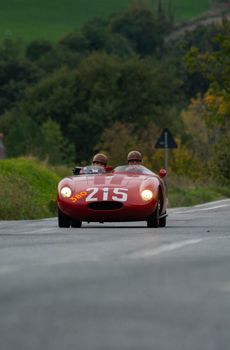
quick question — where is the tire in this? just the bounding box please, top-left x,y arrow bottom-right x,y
71,219 -> 82,228
159,214 -> 166,227
58,207 -> 71,228
147,199 -> 160,228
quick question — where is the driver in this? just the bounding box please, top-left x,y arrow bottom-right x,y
92,153 -> 108,168
127,150 -> 143,165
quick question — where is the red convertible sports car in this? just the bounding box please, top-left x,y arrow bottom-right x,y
57,165 -> 167,228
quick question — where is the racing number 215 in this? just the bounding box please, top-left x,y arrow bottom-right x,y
86,187 -> 128,202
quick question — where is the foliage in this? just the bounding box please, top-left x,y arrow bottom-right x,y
82,18 -> 109,51
38,119 -> 75,165
0,5 -> 229,189
184,19 -> 230,182
181,97 -> 210,160
3,111 -> 41,157
1,50 -> 182,162
0,40 -> 42,114
211,130 -> 230,184
168,177 -> 230,207
169,138 -> 204,178
110,4 -> 164,55
185,20 -> 230,92
180,93 -> 230,182
25,39 -> 53,61
96,122 -> 139,166
96,121 -> 203,179
1,111 -> 75,165
22,67 -> 76,126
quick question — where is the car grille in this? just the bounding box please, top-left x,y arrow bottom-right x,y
88,201 -> 123,210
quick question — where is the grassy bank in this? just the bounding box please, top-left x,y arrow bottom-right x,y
168,176 -> 230,207
0,0 -> 211,41
0,158 -> 229,220
0,158 -> 60,220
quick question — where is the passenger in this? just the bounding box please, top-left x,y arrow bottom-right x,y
127,150 -> 142,165
92,153 -> 108,168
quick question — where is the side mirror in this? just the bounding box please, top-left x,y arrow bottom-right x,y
159,169 -> 167,178
105,166 -> 113,172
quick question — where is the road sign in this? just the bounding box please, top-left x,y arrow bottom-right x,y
155,128 -> 177,149
155,129 -> 177,189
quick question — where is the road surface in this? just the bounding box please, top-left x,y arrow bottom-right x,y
0,199 -> 230,350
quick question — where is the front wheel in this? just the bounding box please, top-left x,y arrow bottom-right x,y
71,219 -> 82,228
159,214 -> 166,227
58,207 -> 71,228
147,200 -> 159,228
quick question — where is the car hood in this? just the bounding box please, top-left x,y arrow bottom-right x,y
59,173 -> 160,193
77,173 -> 148,187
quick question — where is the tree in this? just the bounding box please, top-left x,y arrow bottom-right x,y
185,20 -> 230,93
181,97 -> 210,160
22,67 -> 76,127
184,20 -> 230,182
116,57 -> 183,126
0,40 -> 41,114
156,0 -> 174,35
2,112 -> 75,164
26,39 -> 53,61
81,18 -> 109,51
96,122 -> 139,166
3,111 -> 40,157
38,119 -> 75,164
110,5 -> 164,55
211,131 -> 230,183
59,32 -> 89,53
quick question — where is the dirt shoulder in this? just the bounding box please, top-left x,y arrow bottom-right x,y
167,4 -> 230,41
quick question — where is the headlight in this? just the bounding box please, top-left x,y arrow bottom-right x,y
141,189 -> 153,201
60,186 -> 72,198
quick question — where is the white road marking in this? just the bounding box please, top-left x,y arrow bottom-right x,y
129,238 -> 207,259
193,199 -> 230,207
174,204 -> 229,214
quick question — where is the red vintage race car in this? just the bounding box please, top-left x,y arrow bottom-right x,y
57,165 -> 167,228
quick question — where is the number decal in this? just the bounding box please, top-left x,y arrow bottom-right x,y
70,191 -> 87,203
102,187 -> 109,201
86,188 -> 99,202
85,187 -> 128,202
112,188 -> 128,202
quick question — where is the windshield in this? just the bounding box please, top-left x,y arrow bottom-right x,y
80,165 -> 106,175
113,165 -> 154,175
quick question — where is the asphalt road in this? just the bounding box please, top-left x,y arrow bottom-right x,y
0,199 -> 230,350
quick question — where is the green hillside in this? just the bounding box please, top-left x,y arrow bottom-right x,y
0,0 -> 211,41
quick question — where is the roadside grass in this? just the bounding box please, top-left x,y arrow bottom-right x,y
0,157 -> 61,220
168,176 -> 230,207
0,0 -> 211,41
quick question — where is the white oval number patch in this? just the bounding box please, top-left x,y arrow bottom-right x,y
86,187 -> 128,202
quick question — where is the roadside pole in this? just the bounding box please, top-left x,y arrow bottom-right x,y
155,128 -> 177,191
164,129 -> 168,175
